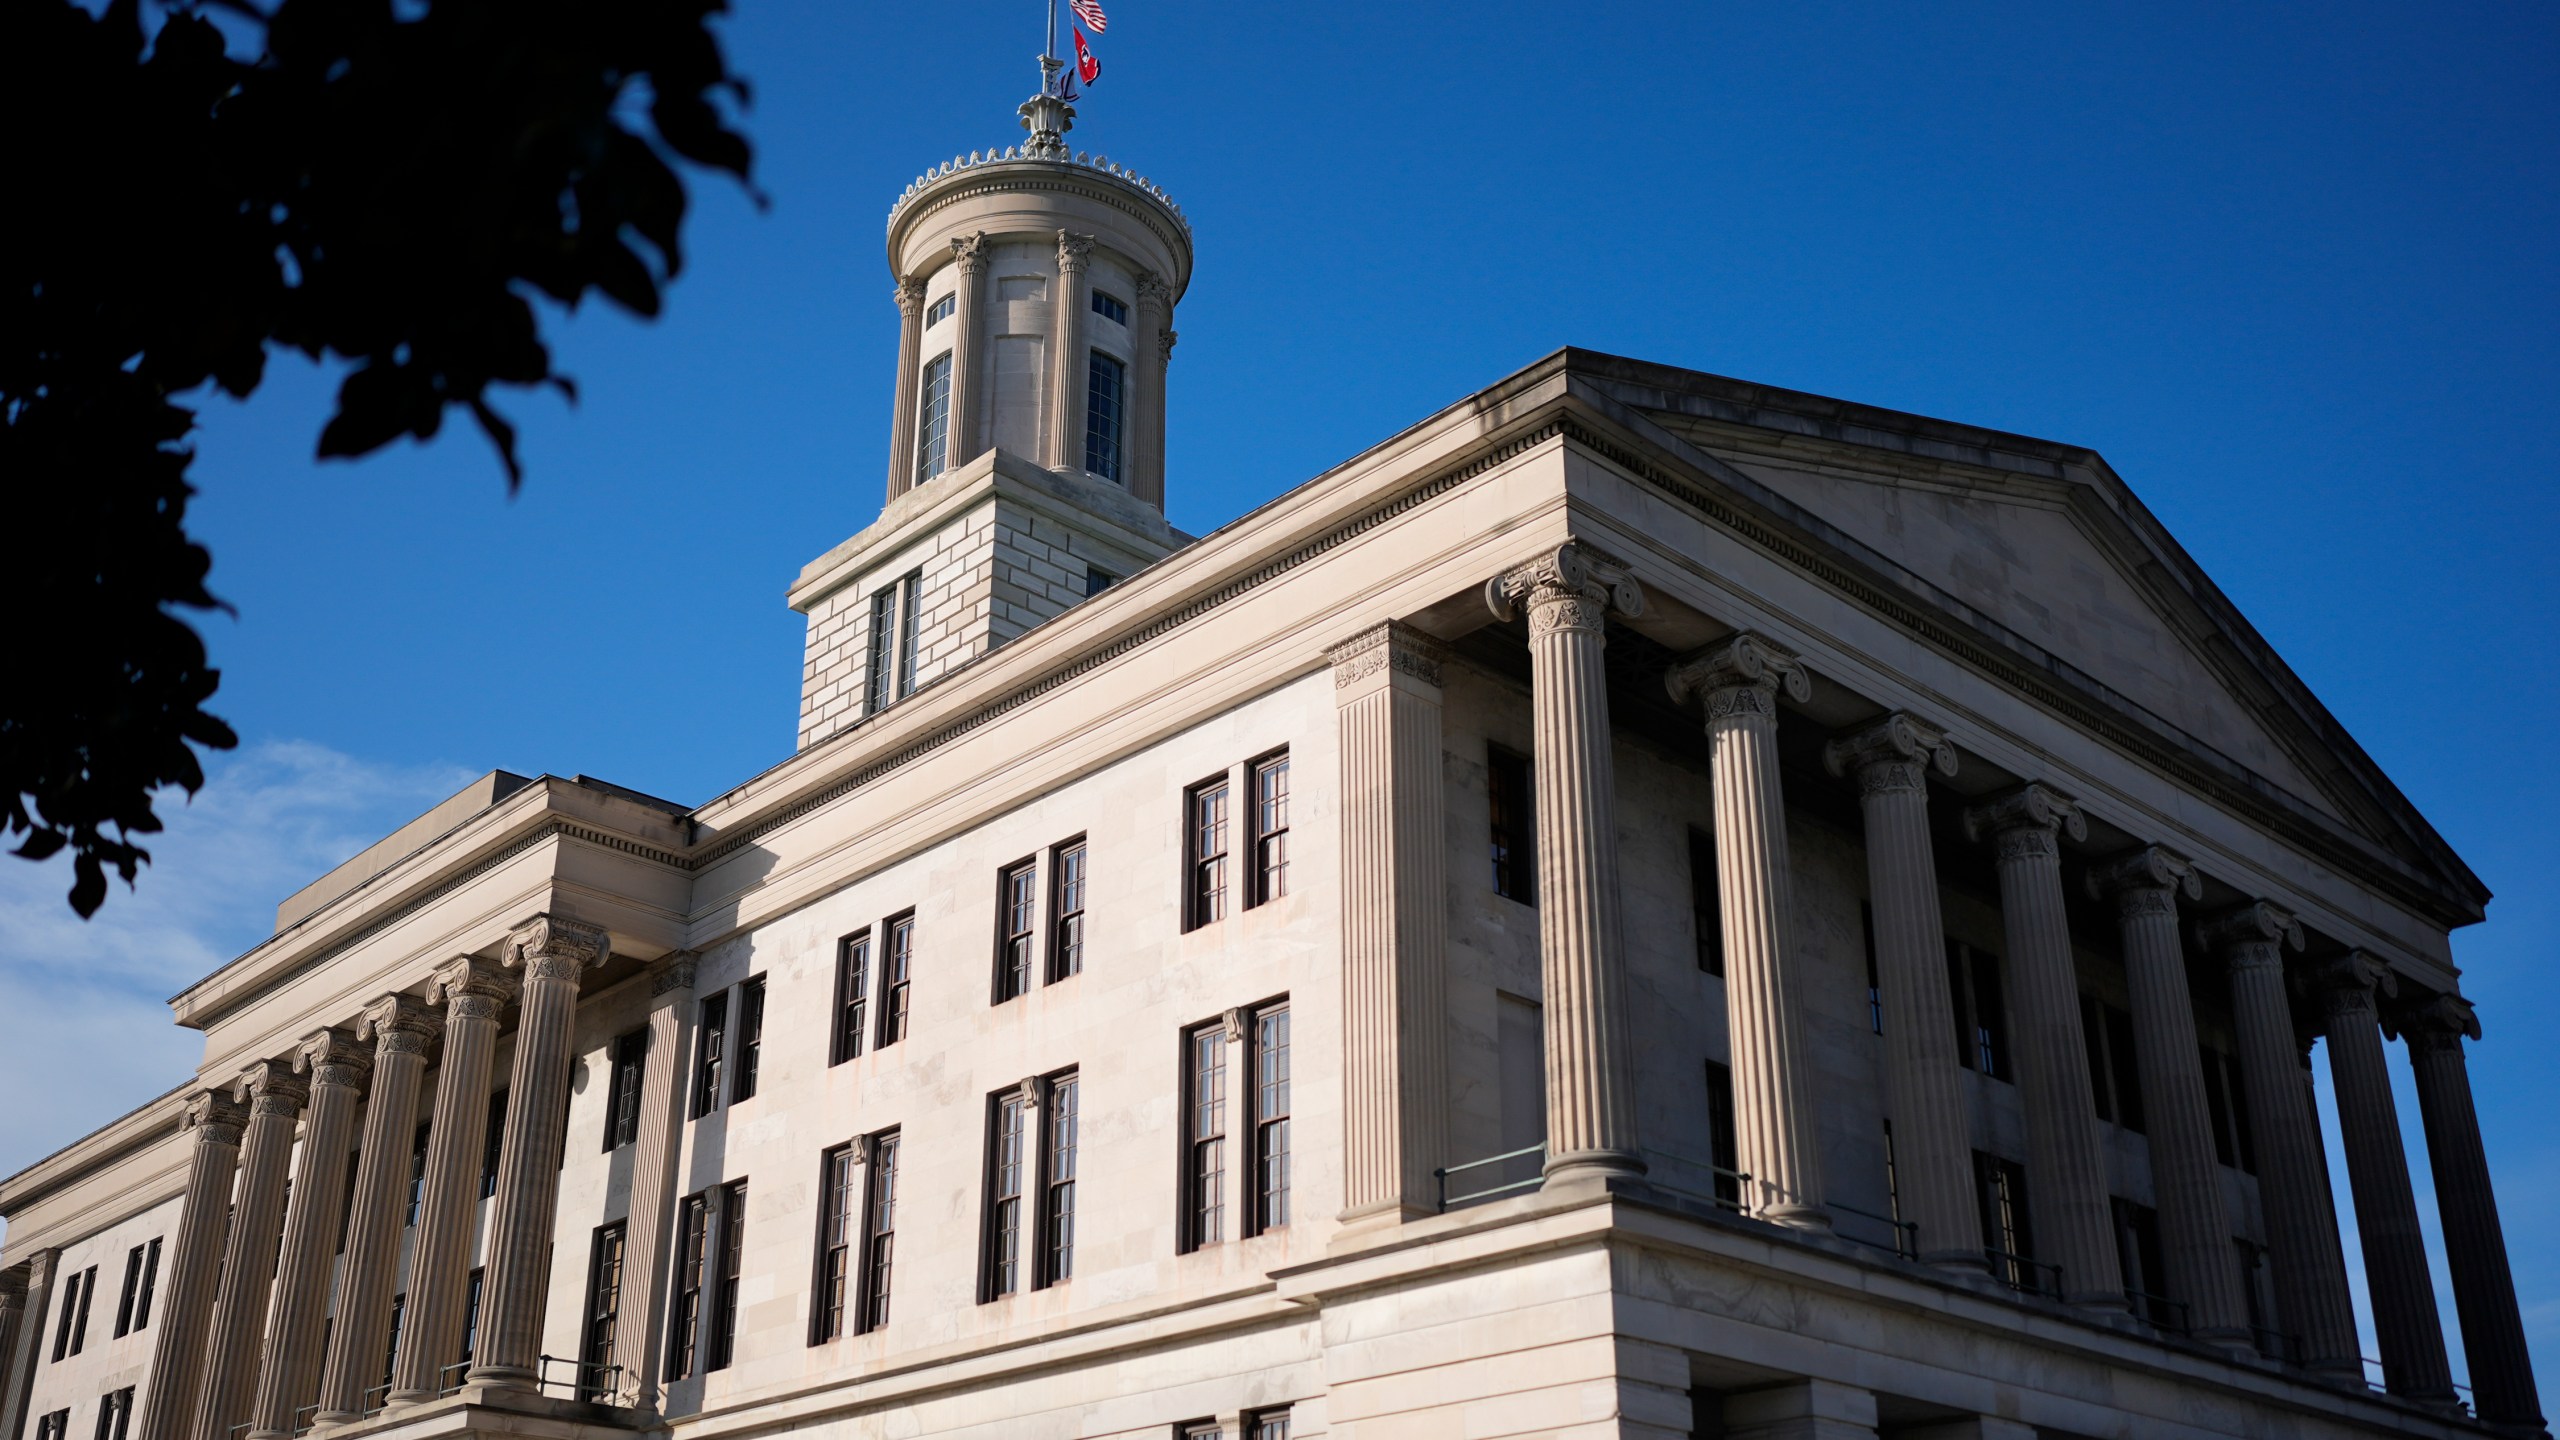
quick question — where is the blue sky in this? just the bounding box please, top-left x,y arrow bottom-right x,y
5,0 -> 2555,1406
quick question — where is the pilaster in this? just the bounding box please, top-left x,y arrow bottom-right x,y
1328,621 -> 1453,1227
1668,632 -> 1826,1230
1961,784 -> 2122,1309
0,1254 -> 51,1440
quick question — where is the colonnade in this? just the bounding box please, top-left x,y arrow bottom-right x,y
120,916 -> 618,1440
1337,539 -> 2541,1428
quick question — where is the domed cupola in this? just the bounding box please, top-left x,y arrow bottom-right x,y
785,65 -> 1195,751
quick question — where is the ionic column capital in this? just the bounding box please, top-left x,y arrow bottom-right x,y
296,1025 -> 373,1091
429,954 -> 516,1019
1822,712 -> 1957,795
893,275 -> 926,315
357,993 -> 441,1058
2307,948 -> 2398,1020
183,1088 -> 251,1148
2084,844 -> 2202,918
2196,899 -> 2305,970
1326,620 -> 1449,696
2400,992 -> 2481,1053
1961,782 -> 2087,860
1485,541 -> 1644,637
950,230 -> 991,275
1055,230 -> 1095,272
233,1058 -> 309,1116
1667,632 -> 1811,722
505,913 -> 610,985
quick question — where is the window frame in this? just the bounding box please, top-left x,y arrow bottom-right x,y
914,351 -> 952,485
877,912 -> 915,1049
1084,349 -> 1127,482
1246,750 -> 1291,908
982,1088 -> 1032,1301
1487,745 -> 1535,904
1180,1021 -> 1229,1253
691,991 -> 729,1119
1042,1072 -> 1078,1288
707,1181 -> 747,1372
810,1144 -> 861,1345
857,1131 -> 901,1335
925,293 -> 955,329
1248,1003 -> 1291,1235
1090,290 -> 1128,325
731,976 -> 767,1106
666,1194 -> 708,1381
1184,775 -> 1232,932
602,1028 -> 648,1152
831,929 -> 872,1066
994,857 -> 1039,1004
580,1222 -> 626,1396
1687,824 -> 1722,975
1048,837 -> 1087,982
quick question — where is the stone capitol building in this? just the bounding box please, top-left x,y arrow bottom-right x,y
1,68 -> 2546,1440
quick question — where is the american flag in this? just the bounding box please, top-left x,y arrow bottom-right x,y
1068,0 -> 1106,34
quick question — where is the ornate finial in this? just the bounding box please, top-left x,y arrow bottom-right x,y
1019,53 -> 1076,161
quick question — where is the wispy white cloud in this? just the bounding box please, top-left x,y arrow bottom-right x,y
0,741 -> 474,1198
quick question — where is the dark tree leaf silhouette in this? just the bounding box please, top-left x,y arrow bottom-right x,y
2,0 -> 753,916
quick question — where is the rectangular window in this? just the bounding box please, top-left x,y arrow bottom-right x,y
1946,939 -> 2011,1081
1044,1075 -> 1078,1286
1186,777 -> 1230,930
603,1030 -> 648,1151
692,991 -> 728,1119
130,1238 -> 159,1334
832,930 -> 872,1065
914,352 -> 952,485
1091,290 -> 1128,325
926,293 -> 955,328
667,1195 -> 708,1381
407,1122 -> 431,1224
380,1293 -> 404,1396
708,1182 -> 747,1371
1049,840 -> 1087,981
1488,746 -> 1534,903
52,1265 -> 94,1360
1085,350 -> 1126,482
1251,1005 -> 1291,1233
112,1245 -> 143,1339
2114,1198 -> 2168,1324
1688,825 -> 1722,975
2202,1044 -> 2256,1174
897,570 -> 921,697
93,1389 -> 132,1440
2092,998 -> 2145,1133
996,860 -> 1038,1003
1862,904 -> 1884,1035
460,1268 -> 484,1363
878,913 -> 915,1048
1247,1409 -> 1292,1440
812,1144 -> 860,1343
985,1090 -> 1031,1299
35,1412 -> 65,1440
1975,1151 -> 2037,1290
859,1132 -> 901,1334
732,977 -> 767,1105
1084,566 -> 1115,596
866,587 -> 900,715
481,1092 -> 507,1199
1703,1059 -> 1741,1208
581,1224 -> 625,1395
1249,752 -> 1290,906
1183,1023 -> 1228,1250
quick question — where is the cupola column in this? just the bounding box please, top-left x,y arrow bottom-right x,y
945,233 -> 991,473
247,1028 -> 372,1440
2202,902 -> 2361,1377
134,1092 -> 247,1440
1488,543 -> 1645,1185
885,276 -> 926,502
2086,847 -> 2249,1345
1328,621 -> 1453,1225
1047,232 -> 1094,472
1962,784 -> 2123,1310
1824,714 -> 1974,1262
2311,951 -> 2455,1401
190,1061 -> 307,1440
1669,634 -> 1828,1231
388,957 -> 515,1405
315,996 -> 441,1424
467,915 -> 609,1392
2401,995 -> 2545,1429
1132,273 -> 1173,508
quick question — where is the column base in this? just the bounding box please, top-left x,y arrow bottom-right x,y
462,1363 -> 539,1393
2066,1288 -> 2132,1316
1542,1149 -> 1646,1187
382,1390 -> 436,1409
309,1411 -> 362,1429
1757,1202 -> 1834,1234
1921,1248 -> 1989,1275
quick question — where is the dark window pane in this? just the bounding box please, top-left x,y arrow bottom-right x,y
1084,350 -> 1126,482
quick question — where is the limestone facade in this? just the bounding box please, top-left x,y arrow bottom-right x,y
1,76 -> 2545,1440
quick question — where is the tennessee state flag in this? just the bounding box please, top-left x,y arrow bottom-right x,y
1073,25 -> 1100,84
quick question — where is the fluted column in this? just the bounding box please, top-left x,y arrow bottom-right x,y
0,1256 -> 47,1440
191,1062 -> 308,1440
945,232 -> 990,472
1824,714 -> 1974,1263
1486,542 -> 1645,1184
2310,951 -> 2455,1401
388,958 -> 514,1404
1669,633 -> 1826,1230
247,1029 -> 371,1440
134,1092 -> 248,1440
612,957 -> 699,1416
1130,272 -> 1171,508
2401,995 -> 2544,1429
1329,622 -> 1453,1225
1047,232 -> 1093,472
1962,785 -> 2121,1309
2087,848 -> 2249,1343
468,915 -> 609,1391
2202,902 -> 2360,1376
884,276 -> 926,502
315,996 -> 440,1422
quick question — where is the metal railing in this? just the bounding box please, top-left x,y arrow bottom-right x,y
1983,1247 -> 2062,1299
1826,1202 -> 1918,1262
535,1353 -> 623,1404
357,1384 -> 394,1419
1434,1144 -> 1546,1212
2250,1326 -> 2295,1364
432,1360 -> 473,1400
2124,1289 -> 2192,1336
1708,1165 -> 1753,1215
290,1404 -> 320,1438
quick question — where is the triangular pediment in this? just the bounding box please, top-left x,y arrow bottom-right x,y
1559,351 -> 2485,918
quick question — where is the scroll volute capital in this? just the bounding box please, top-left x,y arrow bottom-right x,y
359,992 -> 442,1058
430,955 -> 517,1020
1822,712 -> 1957,794
2084,845 -> 2202,914
2195,900 -> 2306,964
1961,782 -> 2088,850
506,913 -> 610,985
1484,541 -> 1645,630
1666,632 -> 1813,722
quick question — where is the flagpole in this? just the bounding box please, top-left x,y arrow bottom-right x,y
1046,0 -> 1057,64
